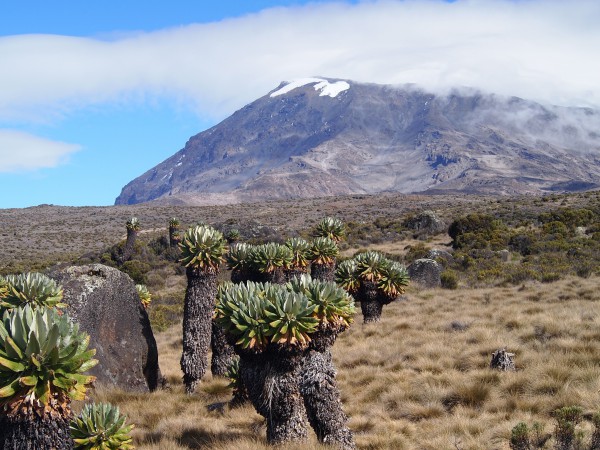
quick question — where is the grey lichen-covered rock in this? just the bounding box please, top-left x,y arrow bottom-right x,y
497,249 -> 510,262
407,258 -> 442,288
404,210 -> 446,235
426,248 -> 454,264
49,264 -> 162,392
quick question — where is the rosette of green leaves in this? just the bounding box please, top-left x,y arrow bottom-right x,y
314,217 -> 346,242
179,225 -> 226,273
1,272 -> 66,312
70,402 -> 134,450
135,284 -> 151,309
263,290 -> 318,347
0,277 -> 10,300
377,261 -> 410,298
335,259 -> 359,293
287,275 -> 355,326
168,217 -> 180,228
285,238 -> 310,269
215,282 -> 270,350
308,237 -> 339,265
0,305 -> 97,409
226,357 -> 242,390
125,217 -> 140,231
355,251 -> 386,282
249,243 -> 293,274
225,243 -> 253,271
226,229 -> 241,243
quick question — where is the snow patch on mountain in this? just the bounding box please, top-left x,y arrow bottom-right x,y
270,78 -> 350,98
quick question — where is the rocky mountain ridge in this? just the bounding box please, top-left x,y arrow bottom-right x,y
115,78 -> 600,205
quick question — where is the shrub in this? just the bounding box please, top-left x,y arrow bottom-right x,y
120,260 -> 151,284
440,270 -> 459,289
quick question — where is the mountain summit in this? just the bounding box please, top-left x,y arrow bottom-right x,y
115,78 -> 600,205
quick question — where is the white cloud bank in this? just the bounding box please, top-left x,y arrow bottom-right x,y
0,0 -> 599,171
0,130 -> 80,172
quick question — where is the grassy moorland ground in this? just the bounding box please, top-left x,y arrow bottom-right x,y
2,191 -> 600,449
89,276 -> 600,450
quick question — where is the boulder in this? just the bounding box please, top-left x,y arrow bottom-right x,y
50,264 -> 162,392
426,248 -> 454,264
407,258 -> 442,288
404,210 -> 446,235
497,249 -> 510,262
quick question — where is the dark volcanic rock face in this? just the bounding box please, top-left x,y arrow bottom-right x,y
50,264 -> 162,392
115,78 -> 600,205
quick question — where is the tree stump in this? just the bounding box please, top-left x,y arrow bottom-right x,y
490,348 -> 515,371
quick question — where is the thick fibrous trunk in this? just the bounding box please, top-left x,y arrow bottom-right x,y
0,409 -> 73,450
358,280 -> 383,323
168,226 -> 179,247
229,378 -> 250,408
230,269 -> 248,284
311,262 -> 336,282
250,269 -> 286,284
211,320 -> 236,377
121,228 -> 137,263
299,324 -> 355,449
285,268 -> 308,282
181,268 -> 217,394
239,349 -> 308,444
300,350 -> 355,450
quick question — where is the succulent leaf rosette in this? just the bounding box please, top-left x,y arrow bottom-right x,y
334,259 -> 359,293
285,238 -> 310,269
179,225 -> 226,272
263,291 -> 318,346
249,243 -> 293,274
215,281 -> 271,350
287,275 -> 355,327
355,251 -> 386,282
377,260 -> 410,298
70,402 -> 134,450
314,217 -> 346,242
0,305 -> 97,412
125,217 -> 140,231
226,243 -> 253,271
216,276 -> 354,352
308,237 -> 339,265
0,272 -> 66,312
339,251 -> 410,299
0,277 -> 9,300
135,284 -> 152,309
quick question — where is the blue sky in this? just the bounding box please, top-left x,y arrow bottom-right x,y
1,0 -> 599,208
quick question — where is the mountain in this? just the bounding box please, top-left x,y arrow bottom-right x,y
115,78 -> 600,205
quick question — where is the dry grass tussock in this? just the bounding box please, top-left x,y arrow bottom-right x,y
86,275 -> 600,449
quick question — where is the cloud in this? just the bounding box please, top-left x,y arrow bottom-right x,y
0,130 -> 81,172
0,0 -> 599,124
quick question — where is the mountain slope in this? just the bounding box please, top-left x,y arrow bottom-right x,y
115,78 -> 600,205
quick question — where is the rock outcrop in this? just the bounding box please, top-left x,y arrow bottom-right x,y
407,258 -> 442,288
404,210 -> 446,235
50,264 -> 163,392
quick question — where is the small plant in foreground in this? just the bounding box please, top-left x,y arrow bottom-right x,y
135,284 -> 152,309
70,402 -> 134,450
0,305 -> 97,448
0,272 -> 65,312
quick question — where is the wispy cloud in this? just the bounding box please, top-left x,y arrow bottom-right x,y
0,130 -> 80,172
0,0 -> 599,121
